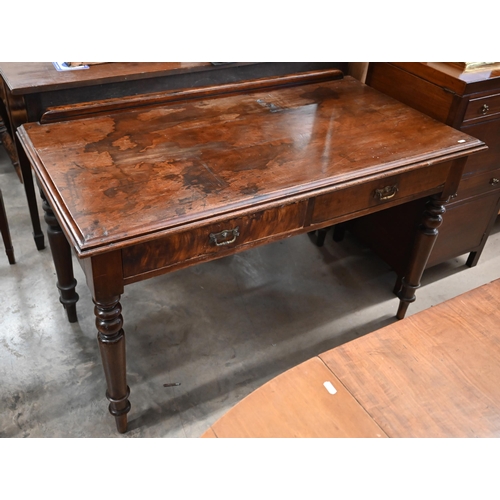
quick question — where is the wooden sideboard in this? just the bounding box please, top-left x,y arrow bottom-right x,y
338,62 -> 500,289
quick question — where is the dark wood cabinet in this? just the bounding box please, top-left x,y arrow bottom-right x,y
344,62 -> 500,282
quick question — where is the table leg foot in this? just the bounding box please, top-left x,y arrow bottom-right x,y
34,231 -> 45,250
95,297 -> 130,433
114,414 -> 128,434
6,248 -> 15,264
0,189 -> 16,264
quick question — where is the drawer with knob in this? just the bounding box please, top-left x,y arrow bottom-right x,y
310,161 -> 452,225
122,200 -> 308,283
451,168 -> 500,205
463,93 -> 500,123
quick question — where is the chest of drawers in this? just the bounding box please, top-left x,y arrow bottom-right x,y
345,63 -> 500,283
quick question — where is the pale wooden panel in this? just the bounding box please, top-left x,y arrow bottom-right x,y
321,279 -> 500,438
208,357 -> 387,438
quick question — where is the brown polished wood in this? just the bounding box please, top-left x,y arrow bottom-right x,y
321,278 -> 500,437
203,356 -> 387,438
0,63 -> 212,94
39,189 -> 78,322
1,62 -> 343,251
40,69 -> 344,124
342,62 -> 500,286
17,73 -> 486,432
0,114 -> 20,180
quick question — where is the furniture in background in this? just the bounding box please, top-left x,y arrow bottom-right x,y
201,355 -> 387,438
17,70 -> 485,433
0,62 -> 345,251
0,187 -> 15,264
334,63 -> 500,293
0,108 -> 20,180
0,116 -> 16,264
203,278 -> 500,438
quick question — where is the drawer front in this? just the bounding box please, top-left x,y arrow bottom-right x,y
123,201 -> 307,280
463,93 -> 500,123
311,162 -> 451,225
453,168 -> 500,203
427,190 -> 500,267
460,119 -> 500,176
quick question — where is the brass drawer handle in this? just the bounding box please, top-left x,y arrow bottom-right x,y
209,226 -> 240,246
481,104 -> 490,115
374,184 -> 399,201
490,177 -> 500,186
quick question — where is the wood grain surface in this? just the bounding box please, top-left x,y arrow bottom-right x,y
18,76 -> 484,256
321,279 -> 500,437
0,62 -> 212,93
206,356 -> 387,438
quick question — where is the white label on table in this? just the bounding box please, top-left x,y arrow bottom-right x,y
323,381 -> 337,395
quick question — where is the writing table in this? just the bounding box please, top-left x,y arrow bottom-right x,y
1,62 -> 341,250
17,70 -> 486,433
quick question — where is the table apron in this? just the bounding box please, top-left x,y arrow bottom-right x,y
121,162 -> 452,285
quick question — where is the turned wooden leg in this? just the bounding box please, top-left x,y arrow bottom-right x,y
397,195 -> 446,319
40,190 -> 79,322
95,296 -> 130,433
0,189 -> 15,264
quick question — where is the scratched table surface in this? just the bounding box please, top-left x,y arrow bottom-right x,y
19,76 -> 480,256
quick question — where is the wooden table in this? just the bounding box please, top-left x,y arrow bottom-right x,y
202,356 -> 388,438
17,70 -> 486,433
321,278 -> 500,438
204,279 -> 500,438
1,62 -> 340,250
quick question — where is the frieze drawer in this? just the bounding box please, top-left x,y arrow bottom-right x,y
122,200 -> 308,282
311,162 -> 451,225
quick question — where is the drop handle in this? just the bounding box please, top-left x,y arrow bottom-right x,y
209,226 -> 240,246
374,184 -> 399,201
481,104 -> 490,115
490,177 -> 500,186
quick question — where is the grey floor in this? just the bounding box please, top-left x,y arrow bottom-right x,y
1,143 -> 500,439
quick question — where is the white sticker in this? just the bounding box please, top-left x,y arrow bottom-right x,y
323,381 -> 337,395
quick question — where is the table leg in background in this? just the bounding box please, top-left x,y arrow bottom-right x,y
39,190 -> 79,322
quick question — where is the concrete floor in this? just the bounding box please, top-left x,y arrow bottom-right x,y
1,143 -> 500,438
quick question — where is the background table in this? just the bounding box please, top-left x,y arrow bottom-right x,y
204,278 -> 500,438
